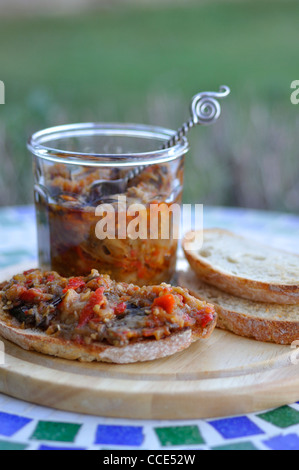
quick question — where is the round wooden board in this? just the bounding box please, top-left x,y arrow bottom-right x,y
0,263 -> 299,420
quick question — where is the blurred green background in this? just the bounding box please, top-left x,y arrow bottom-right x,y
0,0 -> 299,211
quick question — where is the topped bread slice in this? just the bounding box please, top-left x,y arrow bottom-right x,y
0,268 -> 216,363
183,228 -> 299,305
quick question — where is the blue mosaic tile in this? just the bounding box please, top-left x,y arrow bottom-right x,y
263,434 -> 299,451
95,425 -> 144,447
208,416 -> 264,439
0,412 -> 32,438
39,445 -> 86,451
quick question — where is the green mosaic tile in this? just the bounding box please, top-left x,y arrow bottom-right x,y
258,406 -> 299,429
155,425 -> 204,446
212,441 -> 258,450
0,440 -> 28,450
30,421 -> 81,442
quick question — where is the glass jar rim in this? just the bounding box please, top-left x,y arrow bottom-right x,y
27,122 -> 189,167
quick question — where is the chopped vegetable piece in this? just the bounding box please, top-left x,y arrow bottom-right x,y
153,294 -> 176,315
78,287 -> 105,327
63,277 -> 86,293
114,302 -> 127,315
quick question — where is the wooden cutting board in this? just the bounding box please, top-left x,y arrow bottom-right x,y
0,262 -> 298,420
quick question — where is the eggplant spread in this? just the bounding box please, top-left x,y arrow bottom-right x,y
0,269 -> 216,347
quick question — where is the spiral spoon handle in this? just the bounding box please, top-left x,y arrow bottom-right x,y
163,85 -> 230,148
89,86 -> 230,199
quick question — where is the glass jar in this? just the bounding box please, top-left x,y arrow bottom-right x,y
28,123 -> 188,286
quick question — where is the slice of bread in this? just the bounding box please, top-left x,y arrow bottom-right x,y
178,270 -> 299,345
0,317 -> 193,364
0,270 -> 216,364
183,228 -> 299,305
0,306 -> 216,364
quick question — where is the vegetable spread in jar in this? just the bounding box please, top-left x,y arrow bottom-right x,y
35,159 -> 184,286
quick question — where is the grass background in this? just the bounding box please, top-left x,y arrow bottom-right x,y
0,0 -> 299,210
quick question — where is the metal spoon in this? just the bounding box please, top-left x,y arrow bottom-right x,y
89,86 -> 230,201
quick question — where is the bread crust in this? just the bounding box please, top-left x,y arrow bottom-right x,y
178,270 -> 299,345
0,302 -> 216,364
183,228 -> 299,305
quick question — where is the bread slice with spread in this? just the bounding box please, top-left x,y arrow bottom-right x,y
0,269 -> 216,363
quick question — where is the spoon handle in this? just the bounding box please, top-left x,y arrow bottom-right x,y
122,86 -> 230,184
163,85 -> 230,149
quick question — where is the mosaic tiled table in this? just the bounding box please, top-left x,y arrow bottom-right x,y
0,205 -> 299,450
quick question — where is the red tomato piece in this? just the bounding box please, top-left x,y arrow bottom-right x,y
78,287 -> 105,327
153,294 -> 176,315
63,277 -> 86,293
19,288 -> 43,303
23,269 -> 36,276
114,302 -> 127,315
201,312 -> 214,328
